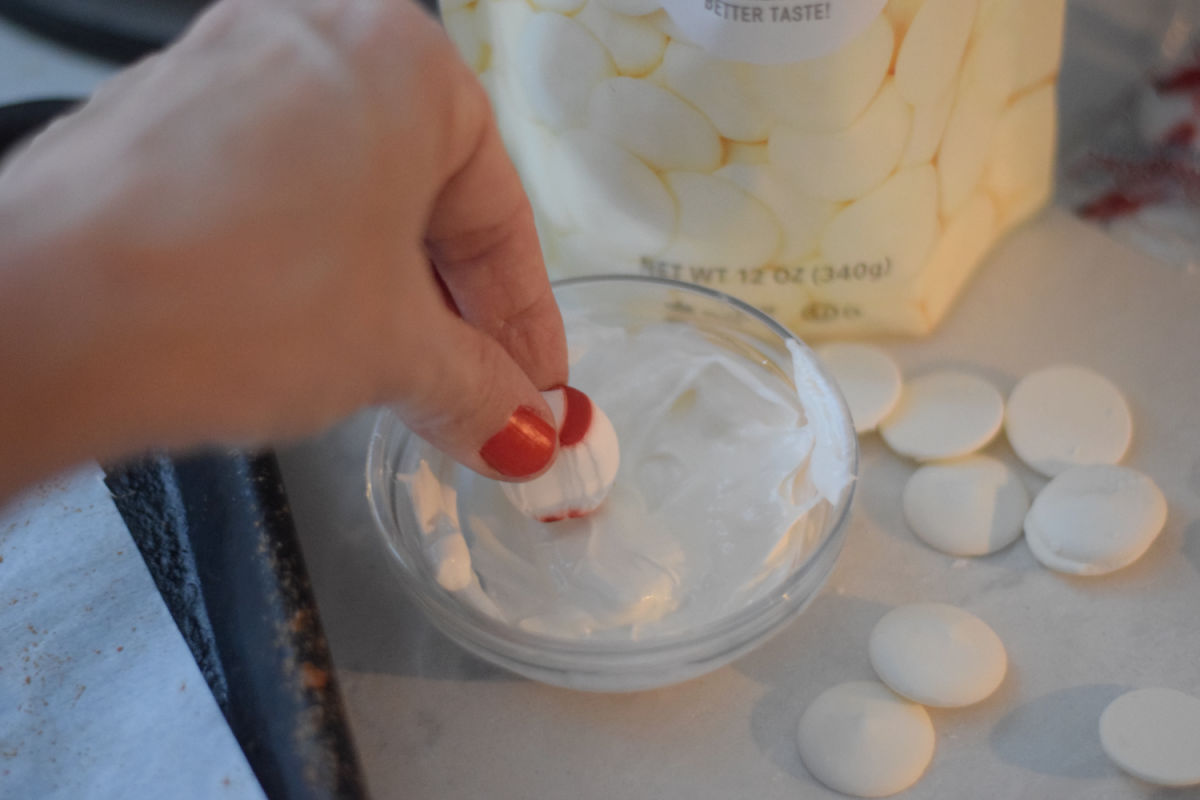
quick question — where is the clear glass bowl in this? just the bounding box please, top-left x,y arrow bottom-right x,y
365,275 -> 858,692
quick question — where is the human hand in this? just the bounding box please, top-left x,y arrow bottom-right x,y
0,0 -> 567,498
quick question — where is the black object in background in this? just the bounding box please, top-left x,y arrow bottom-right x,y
0,0 -> 209,62
0,0 -> 442,64
0,100 -> 368,800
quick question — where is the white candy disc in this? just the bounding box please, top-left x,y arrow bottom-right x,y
1099,688 -> 1200,787
868,603 -> 1007,708
879,371 -> 1004,461
797,681 -> 935,798
502,386 -> 620,522
1005,364 -> 1133,478
903,455 -> 1028,556
1023,465 -> 1167,576
814,343 -> 902,433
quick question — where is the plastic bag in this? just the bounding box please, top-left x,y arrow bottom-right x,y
444,0 -> 1065,336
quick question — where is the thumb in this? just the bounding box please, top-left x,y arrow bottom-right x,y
388,295 -> 560,482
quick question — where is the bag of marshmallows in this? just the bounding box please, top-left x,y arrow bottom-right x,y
442,0 -> 1065,336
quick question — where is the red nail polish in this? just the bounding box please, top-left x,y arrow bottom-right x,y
558,385 -> 593,447
480,406 -> 556,478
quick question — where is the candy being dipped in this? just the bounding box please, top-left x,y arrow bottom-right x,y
502,385 -> 620,522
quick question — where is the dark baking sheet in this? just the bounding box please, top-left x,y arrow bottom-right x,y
0,99 -> 366,800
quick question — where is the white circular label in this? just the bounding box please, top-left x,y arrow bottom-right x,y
661,0 -> 887,64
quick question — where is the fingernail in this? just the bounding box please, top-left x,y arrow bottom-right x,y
480,406 -> 556,478
557,385 -> 593,447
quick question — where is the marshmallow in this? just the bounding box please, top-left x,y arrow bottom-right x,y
894,0 -> 978,107
588,77 -> 722,172
1024,465 -> 1167,576
1100,688 -> 1200,787
715,163 -> 835,265
659,42 -> 770,142
868,603 -> 1007,707
1005,365 -> 1132,477
769,80 -> 911,202
502,386 -> 620,522
986,84 -> 1057,229
797,681 -> 935,798
516,13 -> 615,129
739,15 -> 894,133
576,1 -> 667,77
661,172 -> 781,268
553,129 -> 676,256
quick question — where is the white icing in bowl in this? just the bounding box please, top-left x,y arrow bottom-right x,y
366,276 -> 857,691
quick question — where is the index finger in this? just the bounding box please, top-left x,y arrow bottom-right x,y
422,84 -> 568,392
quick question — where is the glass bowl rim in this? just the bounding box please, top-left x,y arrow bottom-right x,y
365,274 -> 859,665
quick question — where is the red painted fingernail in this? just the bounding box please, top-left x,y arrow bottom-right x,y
480,406 -> 556,478
558,386 -> 593,447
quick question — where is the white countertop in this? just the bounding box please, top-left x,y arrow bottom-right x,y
279,206 -> 1200,800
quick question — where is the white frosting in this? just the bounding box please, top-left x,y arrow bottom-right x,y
1100,688 -> 1200,787
868,602 -> 1007,708
398,318 -> 853,641
796,680 -> 935,798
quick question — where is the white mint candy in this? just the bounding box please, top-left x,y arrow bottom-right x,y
880,371 -> 1004,461
1024,465 -> 1167,576
715,163 -> 835,265
769,80 -> 911,202
502,386 -> 620,522
553,129 -> 676,256
1100,688 -> 1200,787
814,343 -> 902,434
1005,364 -> 1132,477
903,455 -> 1028,556
894,0 -> 978,107
588,77 -> 721,172
575,1 -> 667,77
868,603 -> 1007,707
797,681 -> 935,798
516,13 -> 615,129
661,172 -> 780,269
659,42 -> 770,142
